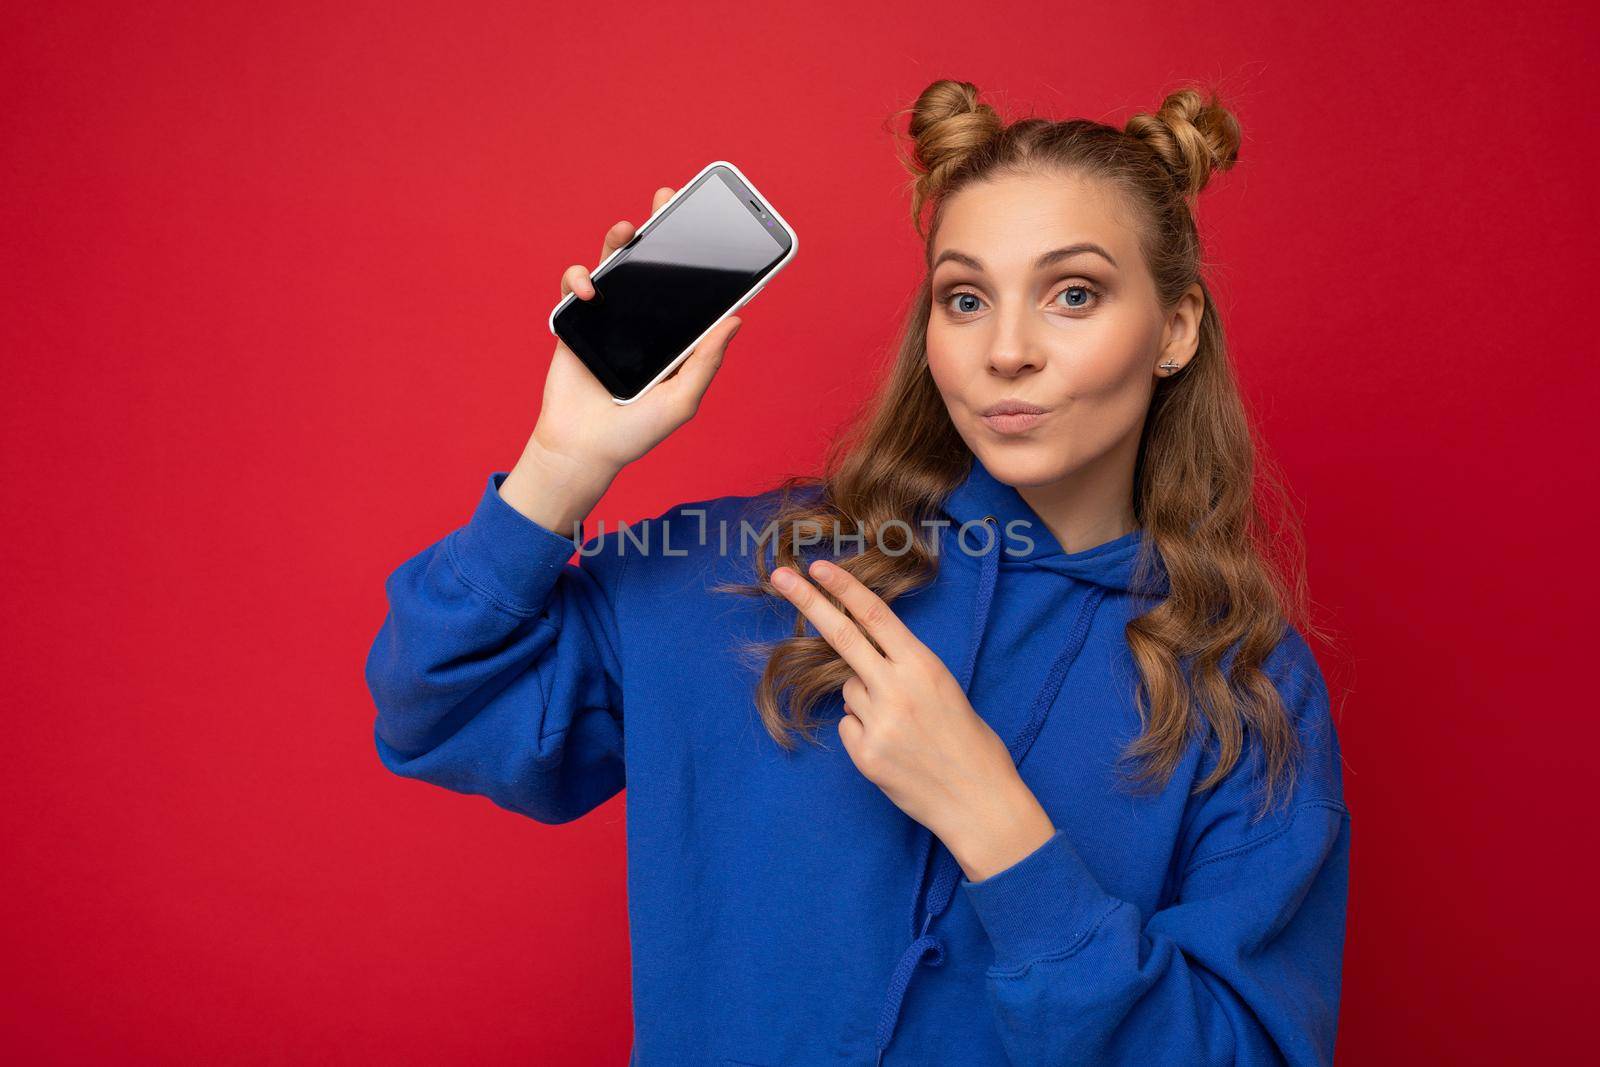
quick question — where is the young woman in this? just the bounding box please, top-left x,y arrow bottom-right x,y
365,80 -> 1351,1066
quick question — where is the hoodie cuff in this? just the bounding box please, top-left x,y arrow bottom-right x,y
958,827 -> 1121,972
446,470 -> 586,615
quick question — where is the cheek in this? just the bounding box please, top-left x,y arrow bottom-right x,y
1043,319 -> 1161,454
925,319 -> 956,365
1054,354 -> 1154,444
924,328 -> 971,394
1063,314 -> 1160,396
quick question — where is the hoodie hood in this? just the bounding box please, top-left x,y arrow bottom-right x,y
871,453 -> 1169,1063
938,451 -> 1169,597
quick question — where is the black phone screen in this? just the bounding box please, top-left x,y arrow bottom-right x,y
552,165 -> 792,401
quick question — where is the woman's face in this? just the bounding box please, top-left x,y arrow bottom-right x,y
925,171 -> 1198,494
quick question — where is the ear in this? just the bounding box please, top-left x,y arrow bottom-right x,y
1156,282 -> 1205,376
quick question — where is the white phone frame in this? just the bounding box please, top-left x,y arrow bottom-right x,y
547,159 -> 799,405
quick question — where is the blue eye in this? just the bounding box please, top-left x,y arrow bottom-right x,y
1057,285 -> 1095,308
938,282 -> 1101,318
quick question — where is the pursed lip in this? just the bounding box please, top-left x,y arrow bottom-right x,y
972,399 -> 1049,415
978,402 -> 1051,436
979,398 -> 1052,416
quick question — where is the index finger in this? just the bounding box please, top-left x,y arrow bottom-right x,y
804,558 -> 924,663
770,566 -> 889,687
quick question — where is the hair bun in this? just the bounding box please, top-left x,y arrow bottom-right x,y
894,79 -> 1005,235
1123,88 -> 1241,198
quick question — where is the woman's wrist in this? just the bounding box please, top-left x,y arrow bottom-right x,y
945,775 -> 1058,884
498,432 -> 621,539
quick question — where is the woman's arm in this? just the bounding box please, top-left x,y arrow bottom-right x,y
363,182 -> 746,822
363,439 -> 629,824
959,646 -> 1351,1066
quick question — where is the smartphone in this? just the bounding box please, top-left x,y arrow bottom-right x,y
548,160 -> 799,405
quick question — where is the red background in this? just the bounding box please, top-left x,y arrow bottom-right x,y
2,2 -> 1593,1062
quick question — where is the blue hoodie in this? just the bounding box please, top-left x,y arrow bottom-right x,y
365,454 -> 1350,1066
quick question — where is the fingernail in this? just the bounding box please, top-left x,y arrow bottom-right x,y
771,567 -> 795,590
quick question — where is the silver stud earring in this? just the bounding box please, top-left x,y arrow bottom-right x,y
1159,359 -> 1181,374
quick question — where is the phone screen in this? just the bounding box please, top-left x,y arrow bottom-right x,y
552,166 -> 792,400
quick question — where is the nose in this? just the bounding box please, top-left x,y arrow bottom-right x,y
985,312 -> 1045,378
988,348 -> 1041,377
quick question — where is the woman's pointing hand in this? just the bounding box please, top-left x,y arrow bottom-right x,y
768,558 -> 1052,876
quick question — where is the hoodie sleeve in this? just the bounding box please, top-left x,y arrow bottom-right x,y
363,470 -> 629,824
957,637 -> 1350,1066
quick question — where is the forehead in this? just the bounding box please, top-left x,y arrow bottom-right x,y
932,171 -> 1137,270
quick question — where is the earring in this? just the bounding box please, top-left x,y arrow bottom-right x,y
1159,359 -> 1182,374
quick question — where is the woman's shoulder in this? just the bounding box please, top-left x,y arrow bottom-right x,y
1177,621 -> 1349,856
1184,620 -> 1344,825
1228,622 -> 1345,795
1259,623 -> 1343,788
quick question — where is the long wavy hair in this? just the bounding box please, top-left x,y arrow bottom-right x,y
715,79 -> 1329,821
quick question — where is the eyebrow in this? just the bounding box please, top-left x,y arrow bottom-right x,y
932,242 -> 1120,273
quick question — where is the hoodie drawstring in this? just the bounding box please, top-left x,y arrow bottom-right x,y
872,515 -> 1109,1065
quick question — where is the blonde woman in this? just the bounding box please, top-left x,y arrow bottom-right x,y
366,80 -> 1350,1066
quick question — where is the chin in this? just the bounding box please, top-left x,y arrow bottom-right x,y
968,436 -> 1078,489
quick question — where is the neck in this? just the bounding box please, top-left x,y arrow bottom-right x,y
1011,431 -> 1140,554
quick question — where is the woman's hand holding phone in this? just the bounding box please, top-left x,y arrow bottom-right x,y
499,186 -> 746,537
